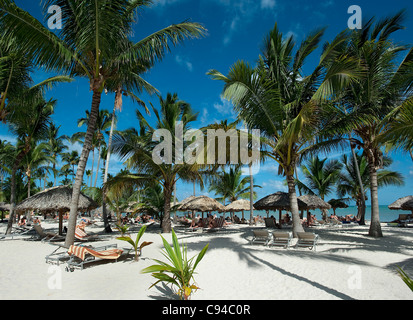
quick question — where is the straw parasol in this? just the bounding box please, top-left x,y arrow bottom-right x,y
0,202 -> 10,211
388,196 -> 413,214
225,199 -> 254,221
328,198 -> 349,215
254,191 -> 307,226
15,186 -> 99,235
179,196 -> 225,218
298,194 -> 332,221
176,196 -> 197,211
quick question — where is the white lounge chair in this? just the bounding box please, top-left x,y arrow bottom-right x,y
250,229 -> 271,246
270,231 -> 292,249
296,232 -> 319,251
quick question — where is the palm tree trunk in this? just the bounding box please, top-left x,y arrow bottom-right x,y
6,150 -> 28,234
249,163 -> 254,224
102,93 -> 119,232
90,148 -> 95,187
162,182 -> 173,233
64,88 -> 102,247
367,155 -> 383,238
286,172 -> 304,237
94,143 -> 101,187
350,136 -> 366,225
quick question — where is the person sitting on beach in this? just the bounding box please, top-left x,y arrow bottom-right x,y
33,217 -> 41,226
284,214 -> 291,224
18,216 -> 27,227
233,215 -> 241,224
330,214 -> 339,221
208,215 -> 218,228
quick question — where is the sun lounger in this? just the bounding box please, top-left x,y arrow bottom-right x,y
264,217 -> 277,229
270,231 -> 292,249
66,244 -> 123,271
75,225 -> 100,242
0,226 -> 36,240
32,225 -> 66,242
250,229 -> 271,246
296,232 -> 319,251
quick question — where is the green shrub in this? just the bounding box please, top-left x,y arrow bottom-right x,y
117,224 -> 152,261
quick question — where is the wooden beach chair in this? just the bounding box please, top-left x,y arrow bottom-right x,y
33,225 -> 66,242
250,229 -> 271,246
270,231 -> 292,249
66,244 -> 123,271
0,226 -> 36,241
296,232 -> 319,251
74,225 -> 100,242
264,217 -> 277,229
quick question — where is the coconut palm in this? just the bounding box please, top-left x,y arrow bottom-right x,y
5,91 -> 55,233
21,141 -> 55,197
0,0 -> 206,245
326,11 -> 413,237
337,153 -> 404,224
110,93 -> 204,233
208,24 -> 360,236
208,166 -> 260,205
44,123 -> 69,186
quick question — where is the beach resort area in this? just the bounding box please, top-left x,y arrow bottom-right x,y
0,0 -> 413,302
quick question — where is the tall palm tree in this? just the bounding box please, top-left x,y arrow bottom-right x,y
77,109 -> 112,187
337,153 -> 404,223
5,91 -> 55,233
22,141 -> 55,197
61,150 -> 80,183
44,123 -> 69,186
326,11 -> 413,237
208,24 -> 360,236
110,93 -> 204,233
0,0 -> 207,246
208,166 -> 260,205
295,156 -> 342,220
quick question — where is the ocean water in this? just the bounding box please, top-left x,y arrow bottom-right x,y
174,205 -> 406,223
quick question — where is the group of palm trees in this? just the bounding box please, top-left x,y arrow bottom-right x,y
0,1 -> 411,245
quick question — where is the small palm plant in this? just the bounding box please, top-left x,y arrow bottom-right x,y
397,267 -> 413,292
115,223 -> 130,237
117,225 -> 152,261
141,229 -> 209,300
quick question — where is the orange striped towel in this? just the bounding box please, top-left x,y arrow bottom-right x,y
68,245 -> 123,261
75,225 -> 88,240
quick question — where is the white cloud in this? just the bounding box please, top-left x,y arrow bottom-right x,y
175,55 -> 193,72
213,96 -> 236,118
261,0 -> 276,9
262,179 -> 287,192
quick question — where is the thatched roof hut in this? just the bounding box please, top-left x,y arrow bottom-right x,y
328,199 -> 349,215
179,196 -> 225,216
388,196 -> 413,213
15,186 -> 98,234
298,195 -> 331,210
176,196 -> 197,211
225,199 -> 254,212
0,202 -> 11,211
254,192 -> 306,211
224,199 -> 254,221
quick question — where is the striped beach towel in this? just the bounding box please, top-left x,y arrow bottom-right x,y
68,245 -> 123,261
75,225 -> 88,240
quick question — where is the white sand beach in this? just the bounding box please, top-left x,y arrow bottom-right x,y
1,220 -> 413,300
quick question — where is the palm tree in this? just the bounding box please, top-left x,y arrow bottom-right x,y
5,90 -> 55,233
208,166 -> 260,205
208,24 -> 360,236
44,123 -> 69,186
0,0 -> 207,246
77,109 -> 112,187
295,156 -> 342,220
337,153 -> 404,224
110,93 -> 204,233
61,151 -> 80,183
326,11 -> 413,237
22,141 -> 55,197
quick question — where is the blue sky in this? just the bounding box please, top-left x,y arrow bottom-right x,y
1,0 -> 413,206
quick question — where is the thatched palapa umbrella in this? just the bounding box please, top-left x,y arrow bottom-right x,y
225,199 -> 254,221
179,196 -> 225,218
298,194 -> 332,221
328,199 -> 349,215
388,196 -> 413,215
254,191 -> 306,226
15,186 -> 98,235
